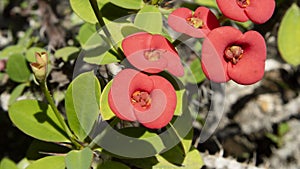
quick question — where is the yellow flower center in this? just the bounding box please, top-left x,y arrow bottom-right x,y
131,91 -> 151,109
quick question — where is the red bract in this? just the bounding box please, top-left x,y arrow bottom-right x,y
167,7 -> 220,38
201,26 -> 266,85
216,0 -> 275,24
108,69 -> 177,129
122,32 -> 184,77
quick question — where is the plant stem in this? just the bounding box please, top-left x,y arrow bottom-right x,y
40,80 -> 81,149
89,0 -> 123,58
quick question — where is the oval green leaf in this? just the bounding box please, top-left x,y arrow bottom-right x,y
65,71 -> 101,141
26,156 -> 65,169
6,53 -> 31,83
109,0 -> 144,9
8,100 -> 70,142
65,147 -> 93,169
134,5 -> 162,34
54,46 -> 79,61
99,80 -> 115,120
0,45 -> 25,59
0,158 -> 18,169
70,0 -> 108,24
77,23 -> 97,46
278,3 -> 300,66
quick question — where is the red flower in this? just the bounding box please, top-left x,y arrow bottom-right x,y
108,69 -> 177,129
201,26 -> 266,85
122,32 -> 184,77
216,0 -> 275,24
167,7 -> 220,38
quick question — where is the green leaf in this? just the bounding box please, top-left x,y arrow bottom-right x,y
181,129 -> 193,154
154,148 -> 203,168
65,71 -> 101,141
6,53 -> 31,83
0,158 -> 18,169
134,5 -> 162,34
100,80 -> 115,120
54,46 -> 79,61
182,148 -> 204,168
174,89 -> 185,116
118,127 -> 165,153
70,0 -> 108,24
278,3 -> 300,66
98,161 -> 130,169
8,100 -> 70,142
25,47 -> 47,63
65,147 -> 93,169
160,144 -> 185,166
77,23 -> 97,46
8,83 -> 28,106
26,156 -> 65,169
79,26 -> 120,65
0,45 -> 25,59
17,158 -> 30,169
194,0 -> 218,8
188,58 -> 206,83
83,48 -> 120,65
109,0 -> 144,9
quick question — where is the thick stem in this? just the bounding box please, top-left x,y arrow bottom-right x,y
40,80 -> 81,149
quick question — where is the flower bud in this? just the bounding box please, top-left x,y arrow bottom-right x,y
30,52 -> 48,82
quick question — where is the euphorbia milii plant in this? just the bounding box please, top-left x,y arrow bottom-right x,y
122,32 -> 184,77
201,26 -> 266,85
216,0 -> 275,24
168,7 -> 220,38
108,69 -> 177,129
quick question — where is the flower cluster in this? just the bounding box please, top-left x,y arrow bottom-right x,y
108,2 -> 274,129
108,32 -> 183,129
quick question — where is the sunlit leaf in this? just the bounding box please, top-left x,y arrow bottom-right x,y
9,100 -> 70,142
65,71 -> 101,141
194,0 -> 218,8
54,46 -> 79,61
26,156 -> 65,169
99,80 -> 115,120
109,0 -> 144,9
174,89 -> 185,116
134,5 -> 162,34
70,0 -> 108,24
65,147 -> 93,169
16,158 -> 30,169
0,158 -> 18,169
77,23 -> 97,46
278,3 -> 300,66
154,148 -> 203,168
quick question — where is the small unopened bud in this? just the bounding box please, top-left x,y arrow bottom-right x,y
30,52 -> 48,82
